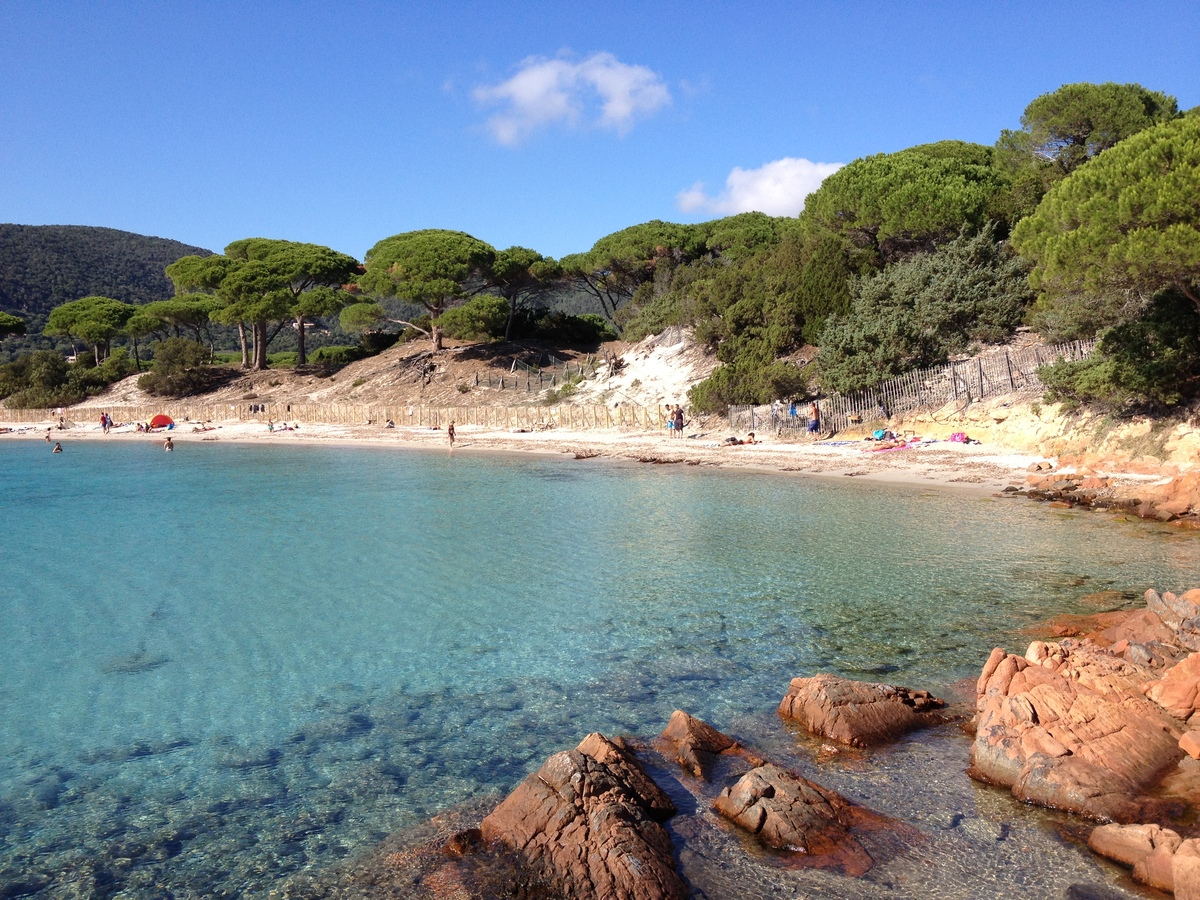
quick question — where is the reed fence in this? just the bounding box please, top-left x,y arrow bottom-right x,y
730,339 -> 1097,435
1,401 -> 662,431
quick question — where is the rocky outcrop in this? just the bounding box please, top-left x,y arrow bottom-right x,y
654,709 -> 744,778
970,640 -> 1185,821
1149,589 -> 1200,650
480,732 -> 686,900
1088,823 -> 1200,896
712,763 -> 878,876
778,673 -> 946,747
1007,458 -> 1200,525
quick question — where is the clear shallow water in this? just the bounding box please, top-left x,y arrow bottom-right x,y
1,439 -> 1198,897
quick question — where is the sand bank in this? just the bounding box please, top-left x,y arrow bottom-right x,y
1,414 -> 1046,493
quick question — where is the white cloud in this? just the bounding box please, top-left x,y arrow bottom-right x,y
676,157 -> 844,217
473,52 -> 670,146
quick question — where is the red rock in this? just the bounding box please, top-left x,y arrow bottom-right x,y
1088,824 -> 1182,892
1181,731 -> 1200,760
655,710 -> 736,778
970,643 -> 1184,822
1137,840 -> 1182,892
480,733 -> 686,900
778,673 -> 946,747
1088,822 -> 1179,867
1161,498 -> 1194,516
1176,840 -> 1200,900
1100,608 -> 1177,650
712,763 -> 876,875
1147,653 -> 1200,721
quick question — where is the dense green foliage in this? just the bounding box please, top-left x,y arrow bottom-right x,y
816,226 -> 1033,393
43,296 -> 135,363
435,294 -> 618,345
1039,290 -> 1200,410
359,229 -> 496,351
137,337 -> 217,397
801,142 -> 1011,262
0,225 -> 212,319
490,246 -> 561,339
169,239 -> 359,369
1013,115 -> 1200,321
0,348 -> 135,408
0,311 -> 26,336
5,79 -> 1194,418
998,82 -> 1179,177
514,310 -> 617,344
437,294 -> 510,340
308,345 -> 363,366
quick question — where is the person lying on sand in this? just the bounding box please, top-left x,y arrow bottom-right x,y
720,432 -> 759,446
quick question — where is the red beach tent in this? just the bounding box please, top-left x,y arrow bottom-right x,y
149,414 -> 174,428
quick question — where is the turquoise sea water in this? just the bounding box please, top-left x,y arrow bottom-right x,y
2,438 -> 1199,897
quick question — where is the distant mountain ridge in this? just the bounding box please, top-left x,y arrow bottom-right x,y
0,224 -> 213,319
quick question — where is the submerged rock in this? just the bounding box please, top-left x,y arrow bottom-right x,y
654,709 -> 750,779
777,673 -> 947,747
480,732 -> 686,900
100,649 -> 170,674
711,763 -> 878,876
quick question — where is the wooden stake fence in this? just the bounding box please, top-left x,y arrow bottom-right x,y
730,339 -> 1098,435
0,401 -> 661,431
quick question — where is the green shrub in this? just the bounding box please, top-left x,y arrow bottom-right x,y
543,374 -> 582,404
358,331 -> 399,356
688,360 -> 808,414
268,352 -> 298,368
1039,290 -> 1200,411
817,225 -> 1030,393
310,345 -> 363,366
0,347 -> 135,407
438,295 -> 508,340
532,310 -> 618,344
138,338 -> 216,397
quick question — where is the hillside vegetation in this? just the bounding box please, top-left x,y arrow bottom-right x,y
0,225 -> 212,318
1,82 -> 1197,420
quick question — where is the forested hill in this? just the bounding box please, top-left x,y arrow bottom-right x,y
0,225 -> 213,318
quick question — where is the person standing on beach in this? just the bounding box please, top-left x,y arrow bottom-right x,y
808,401 -> 821,436
448,421 -> 456,448
673,404 -> 685,438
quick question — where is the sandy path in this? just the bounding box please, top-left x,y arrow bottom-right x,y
1,415 -> 1043,494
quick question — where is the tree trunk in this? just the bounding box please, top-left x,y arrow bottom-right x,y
432,322 -> 443,352
238,322 -> 250,368
254,321 -> 269,370
132,335 -> 141,371
296,317 -> 307,366
505,296 -> 517,341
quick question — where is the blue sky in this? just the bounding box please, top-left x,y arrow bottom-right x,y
1,2 -> 1197,261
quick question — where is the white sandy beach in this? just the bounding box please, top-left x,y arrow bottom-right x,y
0,414 -> 1047,494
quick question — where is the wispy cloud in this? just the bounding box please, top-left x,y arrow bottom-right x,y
677,157 -> 844,217
473,52 -> 671,146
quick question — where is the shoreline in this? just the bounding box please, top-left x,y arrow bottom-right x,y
0,415 -> 1047,495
